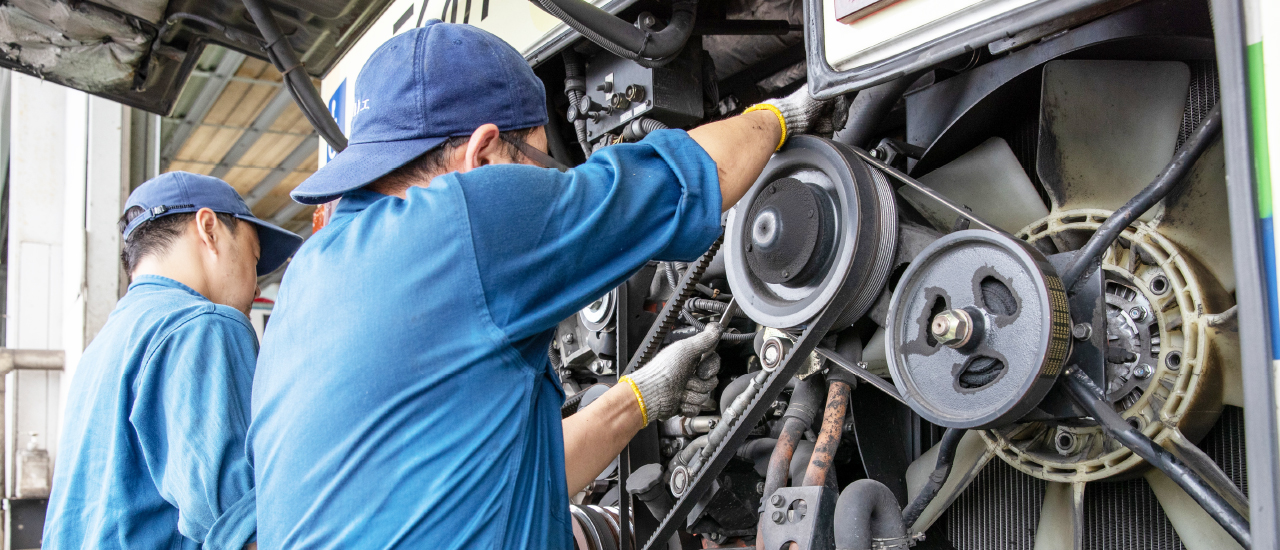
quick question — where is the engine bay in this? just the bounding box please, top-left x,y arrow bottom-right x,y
544,0 -> 1250,548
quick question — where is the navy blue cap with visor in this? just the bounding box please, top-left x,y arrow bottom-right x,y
124,172 -> 305,275
291,21 -> 549,205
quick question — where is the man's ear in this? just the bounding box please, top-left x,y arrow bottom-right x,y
461,124 -> 504,173
192,208 -> 220,252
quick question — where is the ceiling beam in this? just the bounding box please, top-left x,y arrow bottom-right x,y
209,89 -> 294,179
160,50 -> 246,169
270,201 -> 309,225
245,134 -> 318,207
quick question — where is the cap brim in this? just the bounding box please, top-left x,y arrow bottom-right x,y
239,216 -> 306,276
290,135 -> 449,205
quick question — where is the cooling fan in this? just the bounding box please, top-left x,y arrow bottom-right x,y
884,59 -> 1244,550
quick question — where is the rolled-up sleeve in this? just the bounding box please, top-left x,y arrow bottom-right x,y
447,129 -> 722,340
130,312 -> 258,548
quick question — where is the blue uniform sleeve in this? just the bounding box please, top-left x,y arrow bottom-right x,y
447,129 -> 722,341
130,311 -> 258,548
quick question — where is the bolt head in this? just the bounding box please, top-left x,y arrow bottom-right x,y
771,494 -> 785,507
772,511 -> 785,524
1128,307 -> 1147,322
1134,364 -> 1153,379
1072,323 -> 1092,341
931,309 -> 973,348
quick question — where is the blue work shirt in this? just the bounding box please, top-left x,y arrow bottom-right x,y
44,276 -> 257,549
250,130 -> 721,549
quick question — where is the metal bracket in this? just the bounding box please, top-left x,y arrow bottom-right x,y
759,486 -> 838,550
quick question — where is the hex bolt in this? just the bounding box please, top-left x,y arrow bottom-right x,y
1128,307 -> 1147,322
562,333 -> 576,346
758,481 -> 766,495
772,511 -> 785,524
931,309 -> 974,348
771,494 -> 785,507
1072,323 -> 1092,341
1134,363 -> 1154,379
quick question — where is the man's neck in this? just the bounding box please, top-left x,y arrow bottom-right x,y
131,250 -> 212,301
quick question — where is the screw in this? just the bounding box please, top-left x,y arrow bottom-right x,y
769,185 -> 776,194
772,511 -> 785,524
807,209 -> 814,218
1072,323 -> 1092,341
757,481 -> 766,494
562,334 -> 575,346
1128,307 -> 1147,322
931,309 -> 974,348
782,270 -> 790,278
771,494 -> 785,507
1134,364 -> 1153,379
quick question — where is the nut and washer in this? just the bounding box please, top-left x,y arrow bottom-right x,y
931,308 -> 975,348
1133,363 -> 1154,379
1072,323 -> 1092,341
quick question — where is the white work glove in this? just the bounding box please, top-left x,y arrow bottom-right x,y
746,86 -> 832,150
621,323 -> 723,426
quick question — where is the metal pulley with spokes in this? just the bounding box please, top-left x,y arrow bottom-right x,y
724,135 -> 898,330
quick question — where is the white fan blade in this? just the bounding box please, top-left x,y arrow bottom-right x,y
901,137 -> 1050,233
1037,60 -> 1190,217
1154,138 -> 1235,293
1033,482 -> 1084,550
905,430 -> 996,533
1146,468 -> 1243,550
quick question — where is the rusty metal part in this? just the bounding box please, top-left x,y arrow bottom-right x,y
642,225 -> 864,550
802,381 -> 852,488
756,416 -> 806,544
624,235 -> 723,374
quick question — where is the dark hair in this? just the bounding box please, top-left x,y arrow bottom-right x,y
370,127 -> 537,194
117,206 -> 239,274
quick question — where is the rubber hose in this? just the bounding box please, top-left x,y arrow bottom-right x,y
622,118 -> 670,141
835,479 -> 907,550
687,298 -> 728,313
802,381 -> 852,488
561,51 -> 592,157
900,428 -> 965,527
785,374 -> 827,429
1060,105 -> 1222,291
530,0 -> 696,66
832,76 -> 915,150
1062,367 -> 1251,548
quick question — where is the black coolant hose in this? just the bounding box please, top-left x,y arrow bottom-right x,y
623,118 -> 670,141
242,0 -> 347,152
530,0 -> 696,67
835,479 -> 908,550
900,428 -> 965,527
562,51 -> 592,156
1062,366 -> 1251,548
832,75 -> 915,150
1060,104 -> 1222,291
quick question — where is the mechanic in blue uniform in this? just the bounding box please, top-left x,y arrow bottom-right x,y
250,22 -> 825,549
43,172 -> 302,549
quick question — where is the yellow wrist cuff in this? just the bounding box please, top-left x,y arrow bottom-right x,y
744,103 -> 787,151
619,376 -> 649,427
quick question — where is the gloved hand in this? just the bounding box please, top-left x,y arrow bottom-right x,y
746,86 -> 832,150
621,323 -> 722,426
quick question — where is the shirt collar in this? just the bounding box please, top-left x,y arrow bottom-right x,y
127,275 -> 207,300
333,188 -> 392,221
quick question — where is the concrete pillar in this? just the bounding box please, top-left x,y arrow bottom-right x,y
2,73 -> 129,547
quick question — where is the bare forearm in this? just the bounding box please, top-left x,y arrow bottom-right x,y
688,110 -> 783,211
563,384 -> 646,494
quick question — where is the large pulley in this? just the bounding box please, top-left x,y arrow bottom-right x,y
725,136 -> 898,329
885,230 -> 1072,429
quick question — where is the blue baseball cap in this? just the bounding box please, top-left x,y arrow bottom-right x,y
291,21 -> 549,205
123,172 -> 305,275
